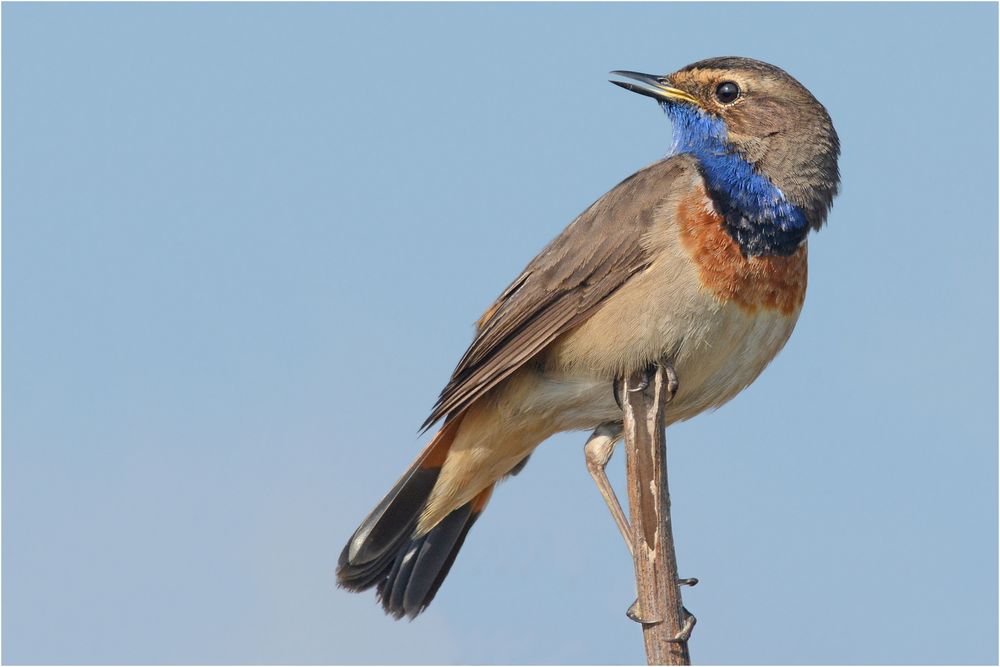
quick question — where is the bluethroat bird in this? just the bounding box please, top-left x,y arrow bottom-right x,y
337,57 -> 841,619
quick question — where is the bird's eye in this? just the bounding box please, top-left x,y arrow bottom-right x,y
715,81 -> 740,104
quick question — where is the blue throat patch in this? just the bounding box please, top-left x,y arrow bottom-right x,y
663,103 -> 808,256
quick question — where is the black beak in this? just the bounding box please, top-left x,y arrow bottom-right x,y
609,70 -> 700,106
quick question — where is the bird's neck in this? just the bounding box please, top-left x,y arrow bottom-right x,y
664,104 -> 808,257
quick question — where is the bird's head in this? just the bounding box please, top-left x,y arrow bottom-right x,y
612,57 -> 840,235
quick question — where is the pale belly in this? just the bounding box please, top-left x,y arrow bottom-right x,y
418,298 -> 800,529
526,299 -> 800,433
419,269 -> 803,530
662,300 -> 801,422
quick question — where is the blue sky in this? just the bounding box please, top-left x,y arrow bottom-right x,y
3,2 -> 997,664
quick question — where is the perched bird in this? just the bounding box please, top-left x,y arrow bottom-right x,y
337,56 -> 840,619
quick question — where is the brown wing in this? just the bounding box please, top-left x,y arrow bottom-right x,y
421,155 -> 696,431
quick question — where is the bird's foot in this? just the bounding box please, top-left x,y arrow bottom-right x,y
626,603 -> 696,641
662,363 -> 679,400
613,361 -> 678,409
627,362 -> 659,393
625,599 -> 659,624
668,607 -> 697,643
625,579 -> 697,633
624,602 -> 696,642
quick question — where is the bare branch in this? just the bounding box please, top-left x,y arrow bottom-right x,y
620,364 -> 691,665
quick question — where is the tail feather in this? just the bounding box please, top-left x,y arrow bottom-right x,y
336,534 -> 406,590
337,417 -> 496,618
411,485 -> 495,613
419,507 -> 480,608
339,466 -> 439,570
377,503 -> 473,618
337,419 -> 460,584
337,422 -> 530,618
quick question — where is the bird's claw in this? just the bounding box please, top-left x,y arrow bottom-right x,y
662,364 -> 679,400
625,598 -> 661,624
627,362 -> 659,393
625,598 -> 696,643
613,361 -> 679,408
667,607 -> 697,643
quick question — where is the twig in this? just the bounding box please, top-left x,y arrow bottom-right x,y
620,365 -> 691,665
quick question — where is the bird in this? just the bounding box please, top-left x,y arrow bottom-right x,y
336,56 -> 840,619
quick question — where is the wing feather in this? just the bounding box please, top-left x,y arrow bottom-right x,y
421,156 -> 696,431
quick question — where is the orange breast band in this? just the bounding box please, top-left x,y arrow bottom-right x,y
677,187 -> 807,316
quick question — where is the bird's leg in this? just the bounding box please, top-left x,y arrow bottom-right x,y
583,422 -> 632,555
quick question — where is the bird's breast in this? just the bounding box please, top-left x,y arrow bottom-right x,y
676,185 -> 808,316
542,177 -> 808,425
